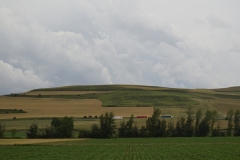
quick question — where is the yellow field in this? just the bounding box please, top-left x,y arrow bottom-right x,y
211,98 -> 240,113
22,91 -> 113,95
0,97 -> 153,119
0,139 -> 83,145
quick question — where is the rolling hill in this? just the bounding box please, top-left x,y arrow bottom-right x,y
1,84 -> 240,119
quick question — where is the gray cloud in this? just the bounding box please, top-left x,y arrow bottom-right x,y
0,0 -> 240,95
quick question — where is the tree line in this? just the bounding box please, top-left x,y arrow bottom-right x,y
0,108 -> 240,139
78,108 -> 240,138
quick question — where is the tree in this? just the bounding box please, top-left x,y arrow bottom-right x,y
118,120 -> 127,138
27,124 -> 38,138
11,129 -> 17,138
212,120 -> 221,137
185,107 -> 194,137
196,110 -> 213,137
210,110 -> 218,136
118,115 -> 136,138
90,124 -> 100,138
195,109 -> 203,134
196,119 -> 210,137
99,112 -> 116,138
58,116 -> 74,138
234,110 -> 240,136
226,109 -> 234,136
167,121 -> 175,137
42,117 -> 74,138
0,122 -> 5,138
175,118 -> 181,137
156,119 -> 167,137
205,110 -> 218,135
139,126 -> 148,137
146,109 -> 161,137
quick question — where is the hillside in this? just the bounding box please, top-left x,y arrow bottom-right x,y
2,85 -> 240,119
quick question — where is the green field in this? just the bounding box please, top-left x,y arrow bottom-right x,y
1,137 -> 240,160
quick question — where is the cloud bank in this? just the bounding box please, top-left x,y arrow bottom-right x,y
0,0 -> 240,95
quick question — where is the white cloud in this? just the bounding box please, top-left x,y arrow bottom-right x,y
0,60 -> 50,94
0,0 -> 240,95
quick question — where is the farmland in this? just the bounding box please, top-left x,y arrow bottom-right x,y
3,85 -> 240,118
1,84 -> 240,133
0,97 -> 153,119
1,85 -> 240,159
1,137 -> 240,159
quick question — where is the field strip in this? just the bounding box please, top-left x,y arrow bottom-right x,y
22,91 -> 113,95
0,139 -> 84,145
0,97 -> 153,119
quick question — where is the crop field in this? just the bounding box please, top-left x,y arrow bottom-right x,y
1,137 -> 240,159
0,97 -> 153,119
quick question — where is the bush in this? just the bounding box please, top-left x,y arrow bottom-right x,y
83,116 -> 87,119
78,129 -> 91,138
88,115 -> 92,118
0,123 -> 5,138
13,117 -> 16,119
11,129 -> 17,138
41,117 -> 74,138
95,116 -> 98,118
27,124 -> 39,138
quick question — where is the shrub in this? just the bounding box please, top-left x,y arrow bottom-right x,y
27,124 -> 39,138
78,129 -> 90,138
83,116 -> 87,119
88,115 -> 92,118
0,123 -> 5,138
11,129 -> 17,138
42,117 -> 74,138
95,116 -> 98,118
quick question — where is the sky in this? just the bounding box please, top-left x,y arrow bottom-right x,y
1,0 -> 240,95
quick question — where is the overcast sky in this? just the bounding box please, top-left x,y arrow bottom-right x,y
1,0 -> 240,95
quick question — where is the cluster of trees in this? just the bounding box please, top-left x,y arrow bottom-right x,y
78,112 -> 116,138
27,116 -> 74,138
79,108 -> 240,138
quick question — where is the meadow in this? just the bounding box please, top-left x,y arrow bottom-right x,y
1,137 -> 240,159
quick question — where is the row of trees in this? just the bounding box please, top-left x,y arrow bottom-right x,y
1,108 -> 240,139
79,108 -> 240,138
27,116 -> 74,138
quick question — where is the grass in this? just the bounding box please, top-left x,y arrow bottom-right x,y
1,137 -> 240,159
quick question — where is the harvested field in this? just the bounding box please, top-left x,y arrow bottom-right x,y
22,91 -> 113,95
0,97 -> 153,119
211,98 -> 240,113
0,139 -> 83,145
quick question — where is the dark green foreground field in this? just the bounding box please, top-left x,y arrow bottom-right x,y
1,137 -> 240,160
